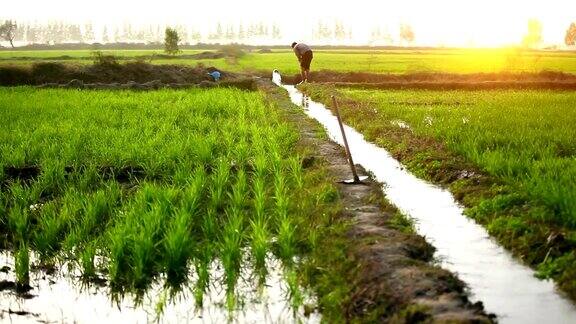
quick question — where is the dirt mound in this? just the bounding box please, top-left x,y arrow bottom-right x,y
33,78 -> 257,91
0,62 -> 242,86
332,80 -> 576,90
191,51 -> 225,59
277,70 -> 576,90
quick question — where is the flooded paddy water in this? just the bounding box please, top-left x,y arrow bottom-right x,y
273,71 -> 576,324
0,250 -> 319,323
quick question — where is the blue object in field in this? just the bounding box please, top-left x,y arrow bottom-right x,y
208,71 -> 221,81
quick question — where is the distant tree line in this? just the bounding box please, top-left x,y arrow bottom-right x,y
208,22 -> 282,41
2,19 -> 576,48
370,23 -> 414,45
0,20 -> 285,46
313,21 -> 352,42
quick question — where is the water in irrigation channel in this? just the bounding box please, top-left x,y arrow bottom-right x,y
273,71 -> 576,324
0,251 -> 319,323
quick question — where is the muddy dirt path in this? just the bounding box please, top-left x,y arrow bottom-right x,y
275,71 -> 576,90
259,79 -> 493,323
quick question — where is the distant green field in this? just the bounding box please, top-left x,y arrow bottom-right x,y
1,48 -> 576,74
0,49 -> 205,59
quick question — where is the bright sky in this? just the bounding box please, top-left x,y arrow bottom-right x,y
3,0 -> 575,46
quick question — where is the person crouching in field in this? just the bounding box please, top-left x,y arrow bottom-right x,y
291,42 -> 313,84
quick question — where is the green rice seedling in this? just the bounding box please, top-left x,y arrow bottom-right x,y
208,159 -> 230,211
192,134 -> 216,167
252,153 -> 269,180
107,225 -> 133,293
288,156 -> 304,190
193,248 -> 212,309
252,176 -> 267,221
131,231 -> 155,292
131,205 -> 165,294
273,173 -> 289,221
77,187 -> 118,242
277,217 -> 297,264
181,167 -> 206,214
8,182 -> 31,211
201,207 -> 218,243
15,242 -> 30,287
77,164 -> 102,192
284,267 -> 304,310
35,160 -> 67,199
79,241 -> 97,280
230,169 -> 248,211
250,218 -> 269,284
33,201 -> 64,262
251,175 -> 270,281
163,208 -> 193,291
0,193 -> 7,245
220,208 -> 244,312
8,205 -> 29,245
231,140 -> 250,168
58,198 -> 87,259
154,289 -> 168,320
273,171 -> 298,264
172,162 -> 193,187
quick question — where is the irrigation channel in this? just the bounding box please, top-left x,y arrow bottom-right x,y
272,71 -> 576,324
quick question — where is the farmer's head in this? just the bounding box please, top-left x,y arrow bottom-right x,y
291,42 -> 297,48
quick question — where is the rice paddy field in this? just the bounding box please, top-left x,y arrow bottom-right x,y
2,44 -> 576,321
1,48 -> 576,74
0,87 -> 344,320
299,84 -> 576,298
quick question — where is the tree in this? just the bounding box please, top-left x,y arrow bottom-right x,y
164,27 -> 180,55
566,22 -> 576,46
0,20 -> 17,48
272,24 -> 282,40
216,23 -> 223,40
84,23 -> 95,43
25,25 -> 37,44
522,19 -> 542,48
399,23 -> 415,44
102,26 -> 109,43
238,24 -> 246,40
68,24 -> 83,43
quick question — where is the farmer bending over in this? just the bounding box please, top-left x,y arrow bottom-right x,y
291,42 -> 313,83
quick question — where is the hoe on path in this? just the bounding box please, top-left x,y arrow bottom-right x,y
331,95 -> 367,185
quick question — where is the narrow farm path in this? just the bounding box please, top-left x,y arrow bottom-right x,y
258,79 -> 493,323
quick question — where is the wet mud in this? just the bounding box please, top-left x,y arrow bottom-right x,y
0,62 -> 254,89
2,165 -> 148,185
